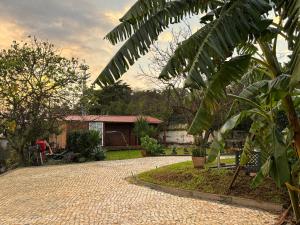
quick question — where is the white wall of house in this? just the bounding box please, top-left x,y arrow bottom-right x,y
160,130 -> 194,144
160,123 -> 195,144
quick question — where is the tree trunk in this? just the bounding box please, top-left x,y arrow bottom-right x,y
283,95 -> 300,157
283,95 -> 300,220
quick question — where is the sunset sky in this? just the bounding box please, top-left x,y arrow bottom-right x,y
0,0 -> 290,90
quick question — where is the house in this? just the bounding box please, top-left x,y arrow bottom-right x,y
159,123 -> 195,145
49,115 -> 163,150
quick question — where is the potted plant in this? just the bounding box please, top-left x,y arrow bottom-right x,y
192,148 -> 206,168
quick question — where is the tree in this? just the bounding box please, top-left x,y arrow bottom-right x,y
0,38 -> 86,163
96,0 -> 300,220
87,81 -> 132,115
133,117 -> 157,140
139,25 -> 239,145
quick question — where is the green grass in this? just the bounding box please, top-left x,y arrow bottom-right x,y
137,160 -> 288,204
105,150 -> 142,161
104,149 -> 235,162
104,148 -> 192,161
164,147 -> 192,155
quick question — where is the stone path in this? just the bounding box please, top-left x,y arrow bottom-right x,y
0,157 -> 277,225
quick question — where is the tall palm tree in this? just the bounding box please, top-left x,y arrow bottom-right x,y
97,0 -> 299,219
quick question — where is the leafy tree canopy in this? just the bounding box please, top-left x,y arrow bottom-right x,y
0,37 -> 87,163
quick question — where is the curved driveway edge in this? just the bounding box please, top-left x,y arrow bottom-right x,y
130,176 -> 282,213
0,157 -> 277,225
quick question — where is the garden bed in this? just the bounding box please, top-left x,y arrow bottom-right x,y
137,161 -> 289,205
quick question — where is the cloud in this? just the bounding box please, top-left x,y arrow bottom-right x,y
0,0 -> 152,89
0,0 -> 190,90
0,21 -> 26,48
104,6 -> 130,26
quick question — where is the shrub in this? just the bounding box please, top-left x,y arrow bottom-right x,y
171,146 -> 177,155
192,148 -> 206,157
63,152 -> 80,163
94,147 -> 105,161
78,157 -> 87,163
141,135 -> 164,156
67,130 -> 100,157
133,117 -> 158,139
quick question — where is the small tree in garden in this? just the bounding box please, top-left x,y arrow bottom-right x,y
0,37 -> 87,163
133,117 -> 158,140
141,135 -> 164,156
97,0 -> 300,220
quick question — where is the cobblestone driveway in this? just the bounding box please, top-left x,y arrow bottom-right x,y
0,157 -> 276,225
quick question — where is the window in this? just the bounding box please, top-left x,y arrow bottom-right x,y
89,122 -> 104,146
89,122 -> 103,134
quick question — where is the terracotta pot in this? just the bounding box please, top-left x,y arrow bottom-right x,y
192,156 -> 206,168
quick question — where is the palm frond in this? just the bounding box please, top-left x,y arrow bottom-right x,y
96,0 -> 216,86
188,55 -> 251,134
239,80 -> 269,99
278,0 -> 300,38
207,108 -> 266,162
159,0 -> 271,81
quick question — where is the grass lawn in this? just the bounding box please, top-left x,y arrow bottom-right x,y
137,160 -> 289,204
104,148 -> 192,161
164,147 -> 192,155
105,150 -> 142,161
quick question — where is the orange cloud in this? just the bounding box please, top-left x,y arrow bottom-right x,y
0,21 -> 26,49
103,6 -> 130,25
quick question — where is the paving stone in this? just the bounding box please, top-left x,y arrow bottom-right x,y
0,157 -> 276,225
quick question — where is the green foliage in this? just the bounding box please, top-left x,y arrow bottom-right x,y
97,0 -> 270,86
133,117 -> 157,139
98,0 -> 300,218
192,148 -> 206,157
87,81 -> 132,115
67,130 -> 100,157
0,142 -> 9,171
141,135 -> 164,156
94,147 -> 106,161
188,55 -> 252,134
171,147 -> 177,155
78,157 -> 87,163
0,37 -> 86,162
96,0 -> 216,86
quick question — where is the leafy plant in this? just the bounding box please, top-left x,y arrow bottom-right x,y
0,38 -> 87,164
78,157 -> 87,163
192,148 -> 206,157
141,135 -> 164,156
94,147 -> 106,161
171,146 -> 177,155
67,130 -> 100,157
133,117 -> 158,139
97,0 -> 300,220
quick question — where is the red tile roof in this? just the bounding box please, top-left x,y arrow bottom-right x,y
64,115 -> 163,124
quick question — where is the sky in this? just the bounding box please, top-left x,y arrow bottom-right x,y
0,0 -> 156,90
0,0 -> 290,90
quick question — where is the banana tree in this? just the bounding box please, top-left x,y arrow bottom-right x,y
97,0 -> 299,219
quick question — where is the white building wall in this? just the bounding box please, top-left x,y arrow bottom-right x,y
160,130 -> 194,144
